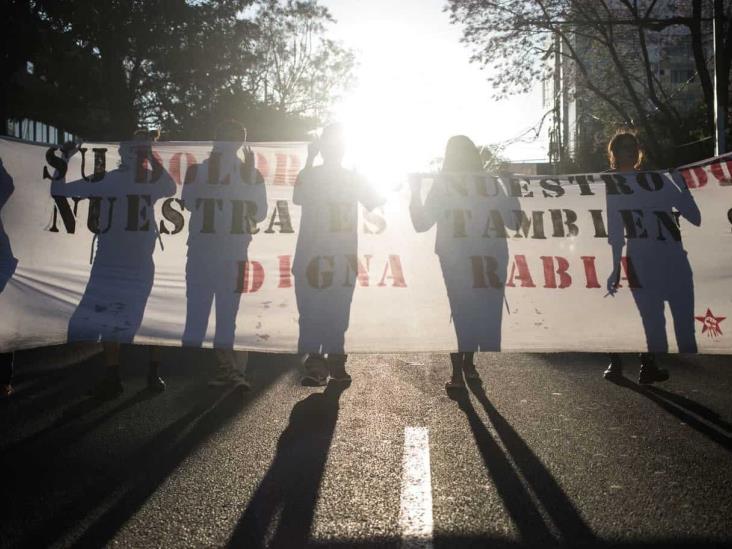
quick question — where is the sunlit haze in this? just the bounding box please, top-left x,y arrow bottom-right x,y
321,0 -> 548,186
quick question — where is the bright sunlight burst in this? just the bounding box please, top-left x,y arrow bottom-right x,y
321,0 -> 547,193
330,21 -> 440,192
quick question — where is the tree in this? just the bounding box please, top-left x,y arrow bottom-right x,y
153,0 -> 355,139
0,1 -> 40,132
447,0 -> 732,167
136,0 -> 263,138
41,0 -> 260,139
247,0 -> 355,121
2,0 -> 354,140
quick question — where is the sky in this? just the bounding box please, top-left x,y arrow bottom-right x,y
320,0 -> 549,177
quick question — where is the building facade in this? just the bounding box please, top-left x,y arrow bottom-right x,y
543,0 -> 709,170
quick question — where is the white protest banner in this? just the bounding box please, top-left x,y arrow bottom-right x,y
1,137 -> 731,354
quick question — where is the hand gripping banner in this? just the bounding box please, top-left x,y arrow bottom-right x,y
0,137 -> 731,354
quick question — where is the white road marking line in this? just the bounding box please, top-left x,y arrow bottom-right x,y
399,426 -> 434,549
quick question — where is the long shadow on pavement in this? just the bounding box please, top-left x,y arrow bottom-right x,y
608,377 -> 732,452
2,352 -> 294,548
467,381 -> 596,546
448,387 -> 557,547
2,387 -> 158,455
646,386 -> 732,433
448,381 -> 596,547
0,354 -> 103,427
228,380 -> 349,549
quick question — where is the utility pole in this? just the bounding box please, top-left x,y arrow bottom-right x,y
713,0 -> 728,155
553,31 -> 564,171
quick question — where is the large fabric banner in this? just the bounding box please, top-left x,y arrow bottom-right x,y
1,137 -> 731,353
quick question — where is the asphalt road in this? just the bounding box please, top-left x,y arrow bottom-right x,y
1,346 -> 731,548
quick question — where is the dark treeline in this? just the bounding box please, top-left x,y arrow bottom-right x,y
1,0 -> 354,141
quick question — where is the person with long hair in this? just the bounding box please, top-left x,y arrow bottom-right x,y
604,130 -> 700,384
409,135 -> 518,390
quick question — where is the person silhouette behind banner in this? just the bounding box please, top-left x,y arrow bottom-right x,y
293,123 -> 384,386
0,158 -> 18,398
181,120 -> 267,388
53,131 -> 176,399
409,135 -> 519,391
604,131 -> 701,384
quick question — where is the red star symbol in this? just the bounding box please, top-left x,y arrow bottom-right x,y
695,308 -> 726,338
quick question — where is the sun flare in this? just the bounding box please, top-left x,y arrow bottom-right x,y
325,21 -> 448,193
333,90 -> 437,193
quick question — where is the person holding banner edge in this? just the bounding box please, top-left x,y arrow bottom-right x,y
99,129 -> 167,398
409,135 -> 519,391
604,130 -> 700,384
53,130 -> 175,399
181,119 -> 266,389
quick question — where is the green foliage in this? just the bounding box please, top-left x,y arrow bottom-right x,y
2,0 -> 354,140
247,0 -> 355,120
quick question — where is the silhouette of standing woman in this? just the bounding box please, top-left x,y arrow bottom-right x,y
604,131 -> 700,384
409,136 -> 518,391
